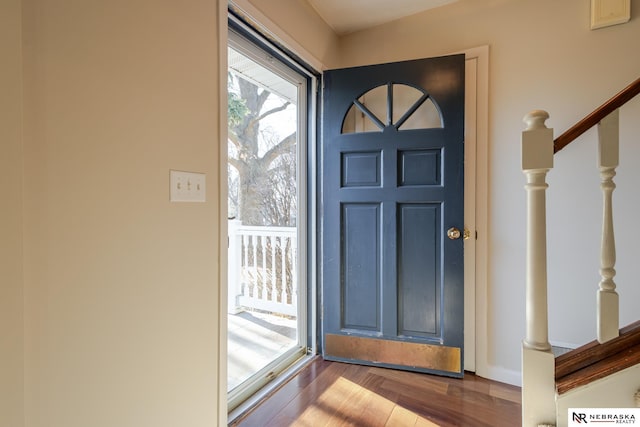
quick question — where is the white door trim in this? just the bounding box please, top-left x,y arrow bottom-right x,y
460,45 -> 489,375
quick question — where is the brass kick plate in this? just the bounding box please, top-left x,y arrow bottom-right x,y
325,334 -> 461,374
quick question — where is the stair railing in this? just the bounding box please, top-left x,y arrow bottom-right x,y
521,77 -> 640,427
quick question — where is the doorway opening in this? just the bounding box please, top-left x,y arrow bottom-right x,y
220,8 -> 489,416
226,23 -> 315,413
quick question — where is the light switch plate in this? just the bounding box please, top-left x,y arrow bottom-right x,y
170,170 -> 206,202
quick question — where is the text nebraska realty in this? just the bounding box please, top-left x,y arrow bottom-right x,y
574,412 -> 636,424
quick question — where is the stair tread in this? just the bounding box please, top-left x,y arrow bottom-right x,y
556,341 -> 640,394
555,320 -> 640,395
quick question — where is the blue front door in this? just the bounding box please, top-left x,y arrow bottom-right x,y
321,54 -> 465,376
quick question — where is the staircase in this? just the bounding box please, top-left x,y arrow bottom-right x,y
520,77 -> 640,427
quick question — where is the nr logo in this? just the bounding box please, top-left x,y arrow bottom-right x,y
573,412 -> 588,423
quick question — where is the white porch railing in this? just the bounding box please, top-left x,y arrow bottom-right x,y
228,220 -> 297,317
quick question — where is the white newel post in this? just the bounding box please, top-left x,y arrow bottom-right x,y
521,110 -> 557,427
597,110 -> 620,343
228,219 -> 243,314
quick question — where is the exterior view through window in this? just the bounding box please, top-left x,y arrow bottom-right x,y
227,27 -> 309,412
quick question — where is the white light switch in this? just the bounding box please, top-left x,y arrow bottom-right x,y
170,170 -> 206,202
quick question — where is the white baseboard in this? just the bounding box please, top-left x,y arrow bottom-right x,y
478,364 -> 522,387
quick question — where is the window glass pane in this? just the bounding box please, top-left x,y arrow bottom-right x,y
341,83 -> 442,133
342,103 -> 383,134
398,97 -> 442,130
227,33 -> 307,410
357,85 -> 387,129
392,84 -> 423,124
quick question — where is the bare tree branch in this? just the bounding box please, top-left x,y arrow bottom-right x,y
257,102 -> 291,122
245,101 -> 292,132
230,76 -> 297,226
262,132 -> 296,167
227,156 -> 246,172
257,89 -> 270,111
239,79 -> 271,113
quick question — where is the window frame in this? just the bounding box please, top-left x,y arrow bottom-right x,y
226,15 -> 319,420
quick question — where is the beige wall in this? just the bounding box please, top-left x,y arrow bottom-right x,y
0,0 -> 25,426
21,0 -> 222,425
10,1 -> 334,424
8,2 -> 640,425
338,0 -> 640,383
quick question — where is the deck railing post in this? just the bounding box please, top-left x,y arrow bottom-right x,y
290,234 -> 298,309
597,109 -> 620,343
521,110 -> 557,427
228,219 -> 243,314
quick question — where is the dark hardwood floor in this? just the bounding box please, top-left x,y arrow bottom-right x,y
231,357 -> 522,427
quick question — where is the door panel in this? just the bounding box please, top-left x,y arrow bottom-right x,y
398,203 -> 439,337
342,203 -> 381,331
322,54 -> 465,377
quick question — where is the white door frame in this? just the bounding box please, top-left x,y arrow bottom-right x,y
461,45 -> 489,375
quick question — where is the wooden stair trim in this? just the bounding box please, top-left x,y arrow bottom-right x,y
555,320 -> 640,395
556,341 -> 640,395
554,76 -> 640,153
555,320 -> 640,377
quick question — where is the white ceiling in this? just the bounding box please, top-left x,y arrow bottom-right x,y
306,0 -> 459,35
228,46 -> 297,103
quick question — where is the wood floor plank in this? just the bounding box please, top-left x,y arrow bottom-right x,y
262,361 -> 351,427
343,372 -> 398,427
229,358 -> 328,425
233,357 -> 522,427
230,359 -> 341,427
489,382 -> 522,404
377,378 -> 466,426
415,415 -> 441,427
366,366 -> 450,396
385,405 -> 418,426
331,366 -> 394,427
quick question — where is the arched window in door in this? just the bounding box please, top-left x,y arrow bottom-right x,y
341,83 -> 443,134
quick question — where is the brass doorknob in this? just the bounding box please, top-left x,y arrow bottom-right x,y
447,227 -> 461,240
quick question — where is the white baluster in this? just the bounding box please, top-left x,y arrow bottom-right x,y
281,237 -> 288,306
521,110 -> 556,427
260,236 -> 267,302
270,234 -> 277,303
241,233 -> 248,299
228,219 -> 242,314
251,235 -> 258,299
597,109 -> 620,343
291,235 -> 298,311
